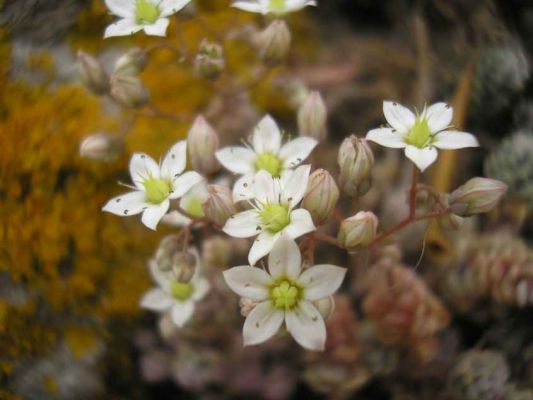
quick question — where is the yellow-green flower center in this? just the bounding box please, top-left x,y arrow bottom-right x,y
182,197 -> 205,218
171,281 -> 194,301
269,0 -> 286,11
405,117 -> 434,149
255,152 -> 282,177
135,0 -> 160,25
270,280 -> 301,310
143,178 -> 172,204
259,204 -> 290,233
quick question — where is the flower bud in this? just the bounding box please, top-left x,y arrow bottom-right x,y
79,133 -> 123,162
77,50 -> 110,95
194,40 -> 225,80
254,20 -> 291,66
154,235 -> 182,272
202,185 -> 236,227
298,91 -> 327,142
449,177 -> 508,217
338,135 -> 374,197
110,74 -> 149,108
302,169 -> 339,225
439,213 -> 464,231
338,211 -> 378,250
154,236 -> 197,283
171,250 -> 197,283
187,115 -> 220,175
114,47 -> 148,76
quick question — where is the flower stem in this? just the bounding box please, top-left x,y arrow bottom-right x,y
408,164 -> 419,219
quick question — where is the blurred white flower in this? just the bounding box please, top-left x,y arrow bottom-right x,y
223,235 -> 345,350
231,0 -> 317,15
366,101 -> 479,172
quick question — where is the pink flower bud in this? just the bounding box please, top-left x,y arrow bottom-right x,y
194,40 -> 225,80
114,47 -> 148,76
338,211 -> 378,250
77,50 -> 110,95
449,178 -> 508,216
254,20 -> 291,66
79,133 -> 123,161
338,135 -> 374,197
171,251 -> 197,283
110,74 -> 149,108
202,185 -> 236,227
302,169 -> 339,225
187,115 -> 220,175
298,91 -> 327,142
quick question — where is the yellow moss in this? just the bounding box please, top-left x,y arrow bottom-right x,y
64,326 -> 100,359
43,375 -> 59,395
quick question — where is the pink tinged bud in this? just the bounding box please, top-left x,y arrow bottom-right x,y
79,133 -> 123,161
338,211 -> 378,250
77,50 -> 110,95
338,135 -> 375,197
110,74 -> 149,108
255,20 -> 291,66
194,39 -> 225,80
449,177 -> 508,217
298,91 -> 327,142
302,169 -> 339,225
187,115 -> 221,175
203,185 -> 236,227
114,47 -> 148,76
171,251 -> 197,283
439,213 -> 464,231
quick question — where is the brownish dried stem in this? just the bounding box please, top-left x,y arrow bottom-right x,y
138,104 -> 186,122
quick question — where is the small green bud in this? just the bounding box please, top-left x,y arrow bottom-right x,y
114,47 -> 148,76
194,40 -> 225,80
203,185 -> 236,227
298,91 -> 327,142
110,74 -> 149,108
338,211 -> 378,250
77,50 -> 110,95
449,177 -> 508,216
338,135 -> 374,197
255,20 -> 291,66
187,115 -> 220,175
302,169 -> 339,225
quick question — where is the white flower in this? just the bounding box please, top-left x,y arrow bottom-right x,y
104,0 -> 191,38
102,140 -> 202,230
216,115 -> 317,201
231,0 -> 316,15
223,165 -> 316,265
366,101 -> 480,172
140,252 -> 210,327
223,235 -> 346,350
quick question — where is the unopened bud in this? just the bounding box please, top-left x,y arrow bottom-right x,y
171,250 -> 197,283
155,235 -> 182,272
79,133 -> 123,161
187,115 -> 220,175
338,211 -> 378,250
298,91 -> 327,142
338,135 -> 374,197
203,185 -> 236,226
439,213 -> 464,231
110,74 -> 149,108
449,177 -> 508,217
194,40 -> 225,80
302,169 -> 339,225
154,236 -> 197,283
255,20 -> 291,66
77,50 -> 110,95
114,47 -> 148,76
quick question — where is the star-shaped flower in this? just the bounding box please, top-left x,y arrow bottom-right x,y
223,235 -> 346,350
223,165 -> 316,265
102,140 -> 202,230
366,101 -> 479,172
216,115 -> 317,201
231,0 -> 316,15
104,0 -> 191,38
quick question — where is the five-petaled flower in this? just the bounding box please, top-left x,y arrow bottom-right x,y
102,140 -> 203,230
223,235 -> 346,350
216,115 -> 317,201
140,250 -> 210,327
104,0 -> 191,38
366,101 -> 479,172
223,165 -> 316,265
231,0 -> 316,15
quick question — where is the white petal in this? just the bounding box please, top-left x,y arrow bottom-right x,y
432,131 -> 480,150
216,147 -> 256,175
223,266 -> 272,300
280,137 -> 318,169
159,0 -> 191,16
281,165 -> 310,208
232,173 -> 255,202
283,209 -> 315,239
192,277 -> 210,301
243,301 -> 284,346
231,1 -> 264,13
160,141 -> 187,180
268,235 -> 302,280
249,231 -> 281,266
404,145 -> 438,172
170,171 -> 203,199
383,101 -> 416,134
142,18 -> 169,37
104,18 -> 142,38
253,115 -> 282,154
140,288 -> 173,311
102,191 -> 147,216
148,259 -> 172,289
285,300 -> 326,351
223,210 -> 262,238
171,301 -> 194,327
366,128 -> 407,149
141,200 -> 169,230
299,264 -> 346,301
313,296 -> 335,320
423,102 -> 453,133
129,153 -> 160,189
285,0 -> 317,10
253,170 -> 280,205
160,210 -> 191,227
105,0 -> 134,17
